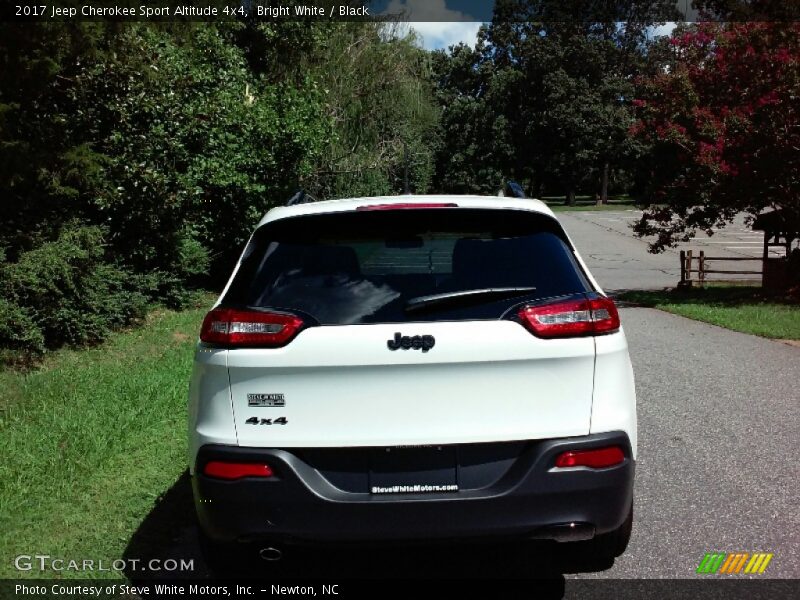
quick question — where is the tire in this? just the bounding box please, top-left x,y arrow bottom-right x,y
592,502 -> 634,560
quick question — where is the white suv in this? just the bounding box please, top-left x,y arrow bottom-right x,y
189,195 -> 636,570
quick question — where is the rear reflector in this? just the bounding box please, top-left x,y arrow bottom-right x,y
356,202 -> 458,211
204,461 -> 274,480
200,308 -> 304,347
518,296 -> 620,338
554,446 -> 625,469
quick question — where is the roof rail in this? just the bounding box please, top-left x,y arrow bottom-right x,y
497,181 -> 526,199
285,189 -> 317,206
506,181 -> 526,199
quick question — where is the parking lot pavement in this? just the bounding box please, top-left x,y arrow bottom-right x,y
557,210 -> 770,291
556,211 -> 679,291
565,210 -> 778,258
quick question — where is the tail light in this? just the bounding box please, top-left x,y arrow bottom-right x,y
204,461 -> 274,480
518,296 -> 620,338
200,308 -> 304,347
554,446 -> 625,469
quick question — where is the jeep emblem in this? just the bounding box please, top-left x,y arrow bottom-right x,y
387,332 -> 435,352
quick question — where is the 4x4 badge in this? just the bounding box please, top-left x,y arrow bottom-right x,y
387,332 -> 435,352
245,417 -> 287,425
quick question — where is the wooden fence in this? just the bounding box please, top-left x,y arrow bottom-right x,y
679,250 -> 762,287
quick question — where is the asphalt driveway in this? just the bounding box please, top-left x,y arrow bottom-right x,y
558,210 -> 800,579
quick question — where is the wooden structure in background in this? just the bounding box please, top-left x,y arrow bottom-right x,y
679,250 -> 761,287
679,210 -> 799,288
752,209 -> 800,290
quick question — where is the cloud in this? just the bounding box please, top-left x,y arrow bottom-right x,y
407,21 -> 483,50
649,22 -> 678,38
382,0 -> 483,51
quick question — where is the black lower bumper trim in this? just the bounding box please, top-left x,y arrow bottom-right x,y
193,431 -> 634,545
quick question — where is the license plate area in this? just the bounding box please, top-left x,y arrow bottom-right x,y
369,446 -> 458,494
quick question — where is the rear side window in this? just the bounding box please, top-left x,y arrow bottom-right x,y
222,209 -> 592,324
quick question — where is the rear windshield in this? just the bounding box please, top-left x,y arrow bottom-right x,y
221,209 -> 592,324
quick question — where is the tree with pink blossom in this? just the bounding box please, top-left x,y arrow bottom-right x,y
631,21 -> 799,251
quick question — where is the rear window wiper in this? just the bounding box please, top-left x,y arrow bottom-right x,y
404,287 -> 537,313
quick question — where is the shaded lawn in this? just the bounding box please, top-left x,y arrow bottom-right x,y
619,286 -> 800,340
542,195 -> 640,212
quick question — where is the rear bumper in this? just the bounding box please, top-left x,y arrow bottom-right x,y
193,431 -> 634,545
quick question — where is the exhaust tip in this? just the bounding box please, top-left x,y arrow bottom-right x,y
259,546 -> 283,562
530,522 -> 595,543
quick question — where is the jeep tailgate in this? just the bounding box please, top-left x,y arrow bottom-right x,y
226,320 -> 594,447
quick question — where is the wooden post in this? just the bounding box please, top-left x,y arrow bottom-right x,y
699,250 -> 705,285
686,250 -> 693,287
680,250 -> 686,286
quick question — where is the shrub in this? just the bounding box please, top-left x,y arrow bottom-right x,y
0,224 -> 150,362
0,297 -> 45,365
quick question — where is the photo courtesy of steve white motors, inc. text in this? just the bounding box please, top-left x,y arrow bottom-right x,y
14,583 -> 340,597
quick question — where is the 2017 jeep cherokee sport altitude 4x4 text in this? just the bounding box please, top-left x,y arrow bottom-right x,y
189,195 -> 636,569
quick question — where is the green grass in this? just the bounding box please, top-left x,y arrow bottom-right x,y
0,296 -> 213,579
619,286 -> 800,340
541,195 -> 640,212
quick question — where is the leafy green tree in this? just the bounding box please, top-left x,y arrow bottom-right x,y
0,21 -> 332,275
433,0 -> 676,203
304,22 -> 440,198
0,20 -> 439,362
431,41 -> 509,195
0,22 -> 111,255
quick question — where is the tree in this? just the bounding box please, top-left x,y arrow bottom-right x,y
0,22 -> 110,256
431,39 -> 511,195
0,20 -> 440,361
631,21 -> 800,251
432,0 -> 677,203
304,22 -> 441,199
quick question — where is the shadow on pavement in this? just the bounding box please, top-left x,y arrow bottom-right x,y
123,471 -> 615,594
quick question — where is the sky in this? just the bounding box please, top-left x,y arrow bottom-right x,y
384,0 -> 485,50
406,21 -> 485,51
407,20 -> 678,52
381,0 -> 679,52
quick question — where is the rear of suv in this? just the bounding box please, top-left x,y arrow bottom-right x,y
189,195 -> 636,570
